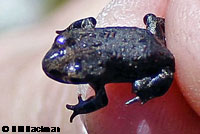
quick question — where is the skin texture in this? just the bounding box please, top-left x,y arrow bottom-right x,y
166,0 -> 200,116
0,0 -> 200,134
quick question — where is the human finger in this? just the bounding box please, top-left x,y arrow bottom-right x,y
82,0 -> 200,133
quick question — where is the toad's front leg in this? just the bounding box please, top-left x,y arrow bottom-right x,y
66,83 -> 108,122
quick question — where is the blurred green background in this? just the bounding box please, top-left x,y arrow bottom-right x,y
0,0 -> 68,33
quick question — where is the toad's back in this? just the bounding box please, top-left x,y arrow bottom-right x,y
70,27 -> 174,82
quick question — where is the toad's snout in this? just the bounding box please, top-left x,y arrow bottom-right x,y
42,49 -> 67,83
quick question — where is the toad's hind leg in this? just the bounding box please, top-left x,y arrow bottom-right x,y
143,13 -> 166,47
126,68 -> 174,105
66,83 -> 108,122
56,17 -> 97,34
67,17 -> 96,30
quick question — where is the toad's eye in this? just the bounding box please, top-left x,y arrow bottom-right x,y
56,35 -> 67,45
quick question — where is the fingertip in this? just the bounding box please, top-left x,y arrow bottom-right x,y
166,0 -> 200,116
81,0 -> 200,133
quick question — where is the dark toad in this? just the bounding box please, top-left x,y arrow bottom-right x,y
42,14 -> 175,122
